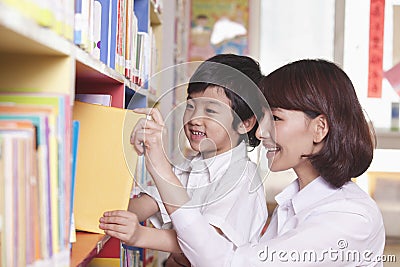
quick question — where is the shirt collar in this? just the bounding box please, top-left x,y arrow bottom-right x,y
275,176 -> 337,214
190,141 -> 248,183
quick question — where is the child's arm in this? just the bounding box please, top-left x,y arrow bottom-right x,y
127,193 -> 159,222
131,108 -> 190,212
99,210 -> 182,253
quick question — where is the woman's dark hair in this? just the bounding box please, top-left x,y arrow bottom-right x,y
259,59 -> 375,188
187,54 -> 263,148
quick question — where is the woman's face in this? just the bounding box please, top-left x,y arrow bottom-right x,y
256,108 -> 318,175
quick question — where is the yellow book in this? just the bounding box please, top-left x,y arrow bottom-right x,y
88,257 -> 120,267
72,101 -> 142,233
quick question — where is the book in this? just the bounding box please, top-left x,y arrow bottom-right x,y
75,93 -> 112,106
0,121 -> 36,267
108,0 -> 119,69
72,101 -> 143,233
70,120 -> 80,244
0,106 -> 54,260
95,0 -> 111,64
0,93 -> 72,255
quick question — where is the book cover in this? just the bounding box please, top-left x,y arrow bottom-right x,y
0,93 -> 72,254
108,0 -> 119,69
124,0 -> 134,79
72,101 -> 143,233
92,0 -> 102,60
75,93 -> 112,106
70,120 -> 80,244
0,107 -> 54,260
95,0 -> 111,64
0,123 -> 36,267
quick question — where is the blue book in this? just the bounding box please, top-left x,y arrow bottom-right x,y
74,0 -> 83,45
134,0 -> 149,33
95,0 -> 111,64
108,0 -> 118,69
69,120 -> 80,244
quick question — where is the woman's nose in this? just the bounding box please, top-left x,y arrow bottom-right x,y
256,116 -> 274,140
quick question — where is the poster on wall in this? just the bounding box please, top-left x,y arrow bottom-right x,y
367,0 -> 385,98
189,0 -> 249,61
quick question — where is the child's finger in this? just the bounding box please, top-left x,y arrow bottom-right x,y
103,210 -> 130,218
141,119 -> 164,131
133,107 -> 164,125
103,229 -> 128,242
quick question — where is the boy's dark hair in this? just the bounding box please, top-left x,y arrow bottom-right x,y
187,54 -> 263,148
259,59 -> 375,188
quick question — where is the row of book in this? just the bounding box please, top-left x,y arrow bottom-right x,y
75,0 -> 160,88
0,0 -> 162,92
0,92 -> 76,267
0,91 -> 158,266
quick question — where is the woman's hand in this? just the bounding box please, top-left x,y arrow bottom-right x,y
99,210 -> 143,246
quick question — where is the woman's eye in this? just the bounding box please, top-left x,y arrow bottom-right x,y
273,115 -> 281,121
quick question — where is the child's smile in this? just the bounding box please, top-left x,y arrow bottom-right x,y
183,86 -> 240,158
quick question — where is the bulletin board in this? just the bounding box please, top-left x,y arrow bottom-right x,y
189,0 -> 249,61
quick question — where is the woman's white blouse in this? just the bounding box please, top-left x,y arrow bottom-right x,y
171,177 -> 386,267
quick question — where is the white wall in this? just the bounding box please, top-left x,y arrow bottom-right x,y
259,0 -> 335,74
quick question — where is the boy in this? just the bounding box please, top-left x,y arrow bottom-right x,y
99,54 -> 268,265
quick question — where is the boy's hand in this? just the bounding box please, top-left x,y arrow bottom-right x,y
99,210 -> 143,246
130,108 -> 171,176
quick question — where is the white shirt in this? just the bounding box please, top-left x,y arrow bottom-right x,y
144,142 -> 268,248
171,177 -> 386,267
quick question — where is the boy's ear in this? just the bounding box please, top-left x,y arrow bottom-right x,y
313,114 -> 329,143
237,115 -> 257,134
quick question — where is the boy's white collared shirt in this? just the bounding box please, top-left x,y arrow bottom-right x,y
144,141 -> 268,247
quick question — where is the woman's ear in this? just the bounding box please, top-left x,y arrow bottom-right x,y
237,115 -> 257,134
313,114 -> 329,143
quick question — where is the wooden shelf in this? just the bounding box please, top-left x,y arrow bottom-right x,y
70,232 -> 110,267
0,3 -> 71,56
376,129 -> 400,149
74,48 -> 126,84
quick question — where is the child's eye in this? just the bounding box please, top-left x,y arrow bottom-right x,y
186,102 -> 194,110
205,108 -> 217,114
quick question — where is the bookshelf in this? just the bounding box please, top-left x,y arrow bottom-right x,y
0,0 -> 164,266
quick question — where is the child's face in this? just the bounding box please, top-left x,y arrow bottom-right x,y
183,86 -> 240,159
257,108 -> 318,176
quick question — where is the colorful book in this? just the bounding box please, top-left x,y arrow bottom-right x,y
0,106 -> 54,260
0,122 -> 36,267
69,120 -> 80,244
0,93 -> 72,255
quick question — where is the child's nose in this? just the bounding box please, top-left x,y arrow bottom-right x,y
188,108 -> 205,124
